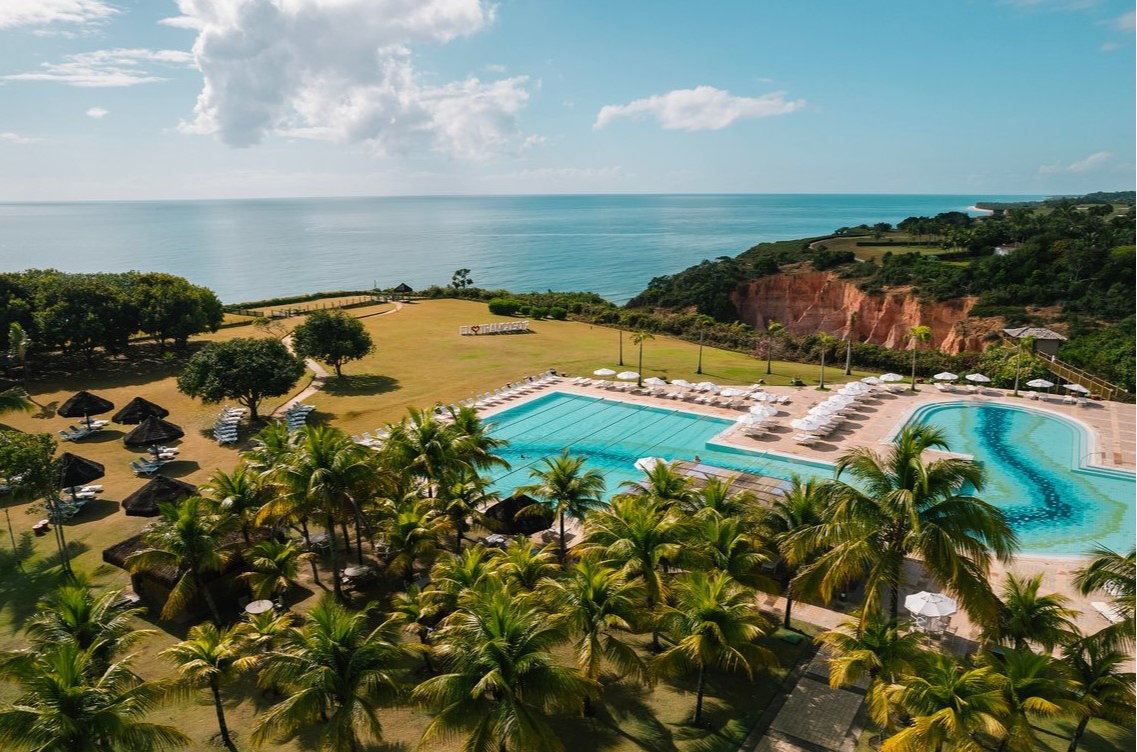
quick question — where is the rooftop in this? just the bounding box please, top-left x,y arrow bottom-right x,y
1001,326 -> 1067,341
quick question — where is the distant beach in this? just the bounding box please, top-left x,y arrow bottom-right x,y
0,194 -> 1041,304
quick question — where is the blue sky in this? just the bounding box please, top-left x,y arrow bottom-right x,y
0,0 -> 1133,200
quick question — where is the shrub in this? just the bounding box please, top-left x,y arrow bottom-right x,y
549,307 -> 568,320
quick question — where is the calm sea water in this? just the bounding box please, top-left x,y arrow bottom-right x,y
0,194 -> 1040,304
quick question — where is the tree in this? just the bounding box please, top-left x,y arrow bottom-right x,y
907,325 -> 932,390
619,460 -> 694,511
632,330 -> 654,387
125,496 -> 235,624
816,611 -> 926,728
884,654 -> 1007,752
982,573 -> 1079,653
202,464 -> 267,544
498,537 -> 559,592
177,337 -> 305,420
654,571 -> 775,726
413,580 -> 596,752
162,622 -> 255,752
381,494 -> 448,588
0,643 -> 189,752
291,309 -> 375,378
698,514 -> 774,590
817,332 -> 839,388
0,430 -> 75,578
694,313 -> 715,374
517,450 -> 607,565
0,387 -> 33,417
240,538 -> 315,606
1062,635 -> 1136,752
980,648 -> 1080,752
795,425 -> 1017,625
764,320 -> 784,375
388,585 -> 441,672
438,467 -> 497,554
447,405 -> 510,474
254,596 -> 408,752
427,543 -> 501,614
450,268 -> 473,290
844,311 -> 858,375
383,407 -> 463,495
1073,545 -> 1135,647
26,583 -> 151,676
7,322 -> 30,383
756,476 -> 828,629
134,272 -> 223,350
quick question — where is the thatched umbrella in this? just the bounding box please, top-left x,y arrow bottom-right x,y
484,495 -> 554,535
123,416 -> 184,448
121,476 -> 196,517
112,397 -> 169,425
392,282 -> 413,293
55,452 -> 105,492
58,391 -> 114,429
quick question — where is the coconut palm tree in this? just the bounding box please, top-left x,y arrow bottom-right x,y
620,460 -> 694,511
1062,635 -> 1136,752
240,538 -> 315,606
817,332 -> 839,389
698,514 -> 775,591
438,467 -> 497,554
883,653 -> 1008,752
844,312 -> 858,375
125,496 -> 235,624
794,425 -> 1017,624
381,494 -> 448,587
0,643 -> 189,752
981,572 -> 1079,653
384,407 -> 464,495
516,450 -> 606,564
654,571 -> 775,726
907,325 -> 932,390
816,611 -> 926,728
581,495 -> 687,651
632,330 -> 654,387
413,580 -> 596,752
162,622 -> 256,752
25,583 -> 151,675
764,320 -> 784,375
756,476 -> 829,629
447,406 -> 510,473
979,648 -> 1081,752
202,464 -> 267,544
1074,545 -> 1135,646
8,323 -> 31,384
0,386 -> 33,417
541,557 -> 648,701
244,420 -> 296,475
498,537 -> 559,592
428,543 -> 502,614
254,596 -> 408,752
388,584 -> 442,672
691,476 -> 757,521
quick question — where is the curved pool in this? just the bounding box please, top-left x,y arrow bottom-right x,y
906,402 -> 1135,555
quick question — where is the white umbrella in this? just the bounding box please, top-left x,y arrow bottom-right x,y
643,377 -> 668,386
751,392 -> 775,402
634,457 -> 667,473
1065,383 -> 1090,394
671,379 -> 693,388
616,371 -> 639,381
719,387 -> 746,398
861,376 -> 882,385
1026,378 -> 1054,389
593,368 -> 616,377
933,372 -> 959,382
809,405 -> 839,417
791,417 -> 824,431
837,387 -> 864,398
965,373 -> 991,384
904,591 -> 958,618
749,405 -> 778,418
696,381 -> 718,391
736,414 -> 766,426
880,373 -> 905,383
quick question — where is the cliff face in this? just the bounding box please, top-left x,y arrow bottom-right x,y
732,271 -> 993,353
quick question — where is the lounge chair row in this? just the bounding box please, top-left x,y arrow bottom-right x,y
353,428 -> 390,449
130,457 -> 171,476
214,406 -> 248,444
59,423 -> 104,441
463,372 -> 559,409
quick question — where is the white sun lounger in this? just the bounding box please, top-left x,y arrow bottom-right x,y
1091,601 -> 1125,624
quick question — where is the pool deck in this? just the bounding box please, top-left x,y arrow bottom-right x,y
479,376 -> 1136,646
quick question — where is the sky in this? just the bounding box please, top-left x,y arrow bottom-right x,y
0,0 -> 1133,201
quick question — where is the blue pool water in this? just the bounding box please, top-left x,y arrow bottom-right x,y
485,393 -> 1136,555
905,402 -> 1136,555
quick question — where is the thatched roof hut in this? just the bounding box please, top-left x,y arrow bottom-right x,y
120,476 -> 197,517
112,397 -> 170,425
392,282 -> 413,293
102,530 -> 258,588
484,494 -> 554,535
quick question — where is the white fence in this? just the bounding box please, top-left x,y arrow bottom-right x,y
459,321 -> 531,336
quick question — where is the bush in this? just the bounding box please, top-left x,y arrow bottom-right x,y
488,298 -> 524,316
549,307 -> 568,320
529,306 -> 549,320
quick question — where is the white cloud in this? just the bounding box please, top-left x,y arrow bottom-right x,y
86,106 -> 109,119
594,85 -> 804,131
158,15 -> 204,30
1039,151 -> 1112,173
1114,11 -> 1136,32
484,63 -> 506,73
0,132 -> 42,144
2,49 -> 195,88
519,134 -> 546,151
173,0 -> 531,158
0,0 -> 116,30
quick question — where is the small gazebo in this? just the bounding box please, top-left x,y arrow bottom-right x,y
58,391 -> 115,429
122,416 -> 184,449
121,476 -> 197,517
112,397 -> 170,425
1001,327 -> 1067,357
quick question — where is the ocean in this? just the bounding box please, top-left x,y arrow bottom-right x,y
0,194 -> 1040,304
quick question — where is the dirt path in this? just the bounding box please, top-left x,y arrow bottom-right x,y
273,302 -> 403,417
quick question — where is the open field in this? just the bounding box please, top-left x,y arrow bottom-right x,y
820,234 -> 953,263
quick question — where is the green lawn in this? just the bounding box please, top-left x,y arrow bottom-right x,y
819,234 -> 952,263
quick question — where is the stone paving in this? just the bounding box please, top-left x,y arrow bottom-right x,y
769,678 -> 864,751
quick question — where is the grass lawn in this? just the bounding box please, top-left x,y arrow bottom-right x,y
820,234 -> 951,263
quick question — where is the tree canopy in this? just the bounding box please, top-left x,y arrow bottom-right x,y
290,309 -> 375,378
176,337 -> 305,420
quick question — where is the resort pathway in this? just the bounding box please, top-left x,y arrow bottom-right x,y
273,302 -> 403,417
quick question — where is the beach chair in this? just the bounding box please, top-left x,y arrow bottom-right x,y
1091,601 -> 1124,624
130,460 -> 158,476
793,434 -> 819,446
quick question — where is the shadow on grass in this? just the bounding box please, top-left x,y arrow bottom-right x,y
72,429 -> 125,444
0,536 -> 89,628
322,374 -> 401,397
30,400 -> 59,420
69,498 -> 119,523
160,461 -> 202,478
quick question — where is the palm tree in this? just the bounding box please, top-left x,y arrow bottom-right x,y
241,538 -> 315,606
698,514 -> 774,590
384,407 -> 464,495
694,314 -> 714,374
125,496 -> 235,624
388,584 -> 442,671
0,386 -> 33,417
979,648 -> 1081,752
541,557 -> 648,701
162,622 -> 255,752
25,583 -> 151,675
413,580 -> 596,752
632,330 -> 654,387
620,460 -> 694,511
756,476 -> 828,629
498,537 -> 559,591
817,332 -> 839,389
816,611 -> 926,728
202,464 -> 267,543
844,311 -> 858,375
0,643 -> 189,752
764,320 -> 784,375
8,322 -> 31,384
907,325 -> 932,390
517,450 -> 606,564
884,654 -> 1007,752
381,494 -> 448,587
1062,635 -> 1136,752
795,425 -> 1017,624
243,420 -> 296,475
692,476 -> 757,521
254,596 -> 408,752
581,495 -> 686,651
428,543 -> 502,614
654,571 -> 775,726
439,467 -> 497,554
982,573 -> 1079,653
1074,545 -> 1135,646
447,406 -> 510,473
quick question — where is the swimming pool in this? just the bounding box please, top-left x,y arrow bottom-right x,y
904,402 -> 1136,555
485,392 -> 831,499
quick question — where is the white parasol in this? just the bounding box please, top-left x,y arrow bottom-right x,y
736,414 -> 766,427
933,372 -> 959,382
1025,378 -> 1054,389
880,373 -> 905,383
749,405 -> 778,418
1064,383 -> 1090,394
965,373 -> 991,384
861,376 -> 882,385
643,377 -> 668,386
904,591 -> 958,618
593,368 -> 616,377
634,457 -> 667,473
719,387 -> 746,398
616,371 -> 640,381
671,379 -> 693,388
